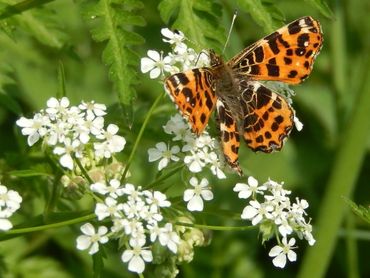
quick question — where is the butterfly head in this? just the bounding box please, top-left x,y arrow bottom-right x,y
208,49 -> 223,67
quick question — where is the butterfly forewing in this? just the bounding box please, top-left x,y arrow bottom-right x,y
164,68 -> 217,135
241,82 -> 294,152
229,16 -> 323,84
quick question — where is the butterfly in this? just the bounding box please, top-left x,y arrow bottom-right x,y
164,16 -> 323,174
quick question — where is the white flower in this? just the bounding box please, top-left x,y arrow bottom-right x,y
144,190 -> 171,211
233,176 -> 267,199
76,223 -> 108,255
147,223 -> 161,242
75,116 -> 105,144
183,177 -> 213,211
16,113 -> 49,146
158,223 -> 180,253
121,219 -> 145,239
138,205 -> 163,223
95,197 -> 124,220
294,115 -> 303,131
163,114 -> 192,141
302,223 -> 316,246
122,199 -> 146,219
0,218 -> 13,231
121,242 -> 153,274
291,198 -> 309,216
90,179 -> 123,198
184,151 -> 206,173
171,47 -> 198,70
53,138 -> 81,170
161,28 -> 187,53
0,185 -> 22,211
79,101 -> 106,120
46,97 -> 70,118
120,183 -> 141,198
201,150 -> 226,179
148,142 -> 180,170
94,124 -> 126,158
140,50 -> 173,79
241,200 -> 274,225
0,184 -> 22,231
269,237 -> 297,268
277,217 -> 293,237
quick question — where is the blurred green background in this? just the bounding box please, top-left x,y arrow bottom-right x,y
0,0 -> 369,277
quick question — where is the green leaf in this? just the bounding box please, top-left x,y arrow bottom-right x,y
93,249 -> 105,278
57,61 -> 66,98
236,0 -> 281,33
81,0 -> 145,106
12,3 -> 68,49
0,0 -> 54,20
305,0 -> 334,18
0,90 -> 21,114
344,198 -> 370,225
158,0 -> 225,52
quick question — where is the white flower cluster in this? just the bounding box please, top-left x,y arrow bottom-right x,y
16,97 -> 126,170
0,183 -> 22,231
148,115 -> 221,212
141,28 -> 209,79
148,114 -> 226,179
234,176 -> 315,268
77,179 -> 181,274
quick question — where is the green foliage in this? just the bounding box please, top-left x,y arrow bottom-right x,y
158,0 -> 225,51
236,0 -> 283,33
345,198 -> 370,225
1,0 -> 370,277
80,0 -> 145,105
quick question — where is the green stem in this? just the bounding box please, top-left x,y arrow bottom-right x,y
44,175 -> 62,221
74,156 -> 94,185
298,56 -> 370,277
1,213 -> 96,236
345,213 -> 359,278
145,163 -> 185,189
121,92 -> 165,182
331,4 -> 347,128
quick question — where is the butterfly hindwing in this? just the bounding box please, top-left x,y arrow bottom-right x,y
229,16 -> 323,84
216,99 -> 242,174
241,81 -> 294,152
164,68 -> 217,135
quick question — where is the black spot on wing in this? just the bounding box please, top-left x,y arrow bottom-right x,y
297,33 -> 310,47
284,57 -> 292,65
256,86 -> 272,109
288,21 -> 301,34
288,70 -> 298,78
256,135 -> 264,143
254,46 -> 264,63
177,73 -> 190,85
250,65 -> 260,75
266,64 -> 280,77
264,32 -> 280,54
204,90 -> 214,111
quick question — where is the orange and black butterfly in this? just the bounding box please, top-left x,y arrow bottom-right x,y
164,16 -> 323,174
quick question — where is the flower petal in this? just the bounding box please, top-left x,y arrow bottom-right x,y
272,253 -> 287,268
187,195 -> 203,211
128,255 -> 145,273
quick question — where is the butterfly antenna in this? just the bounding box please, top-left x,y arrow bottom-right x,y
223,10 -> 238,54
